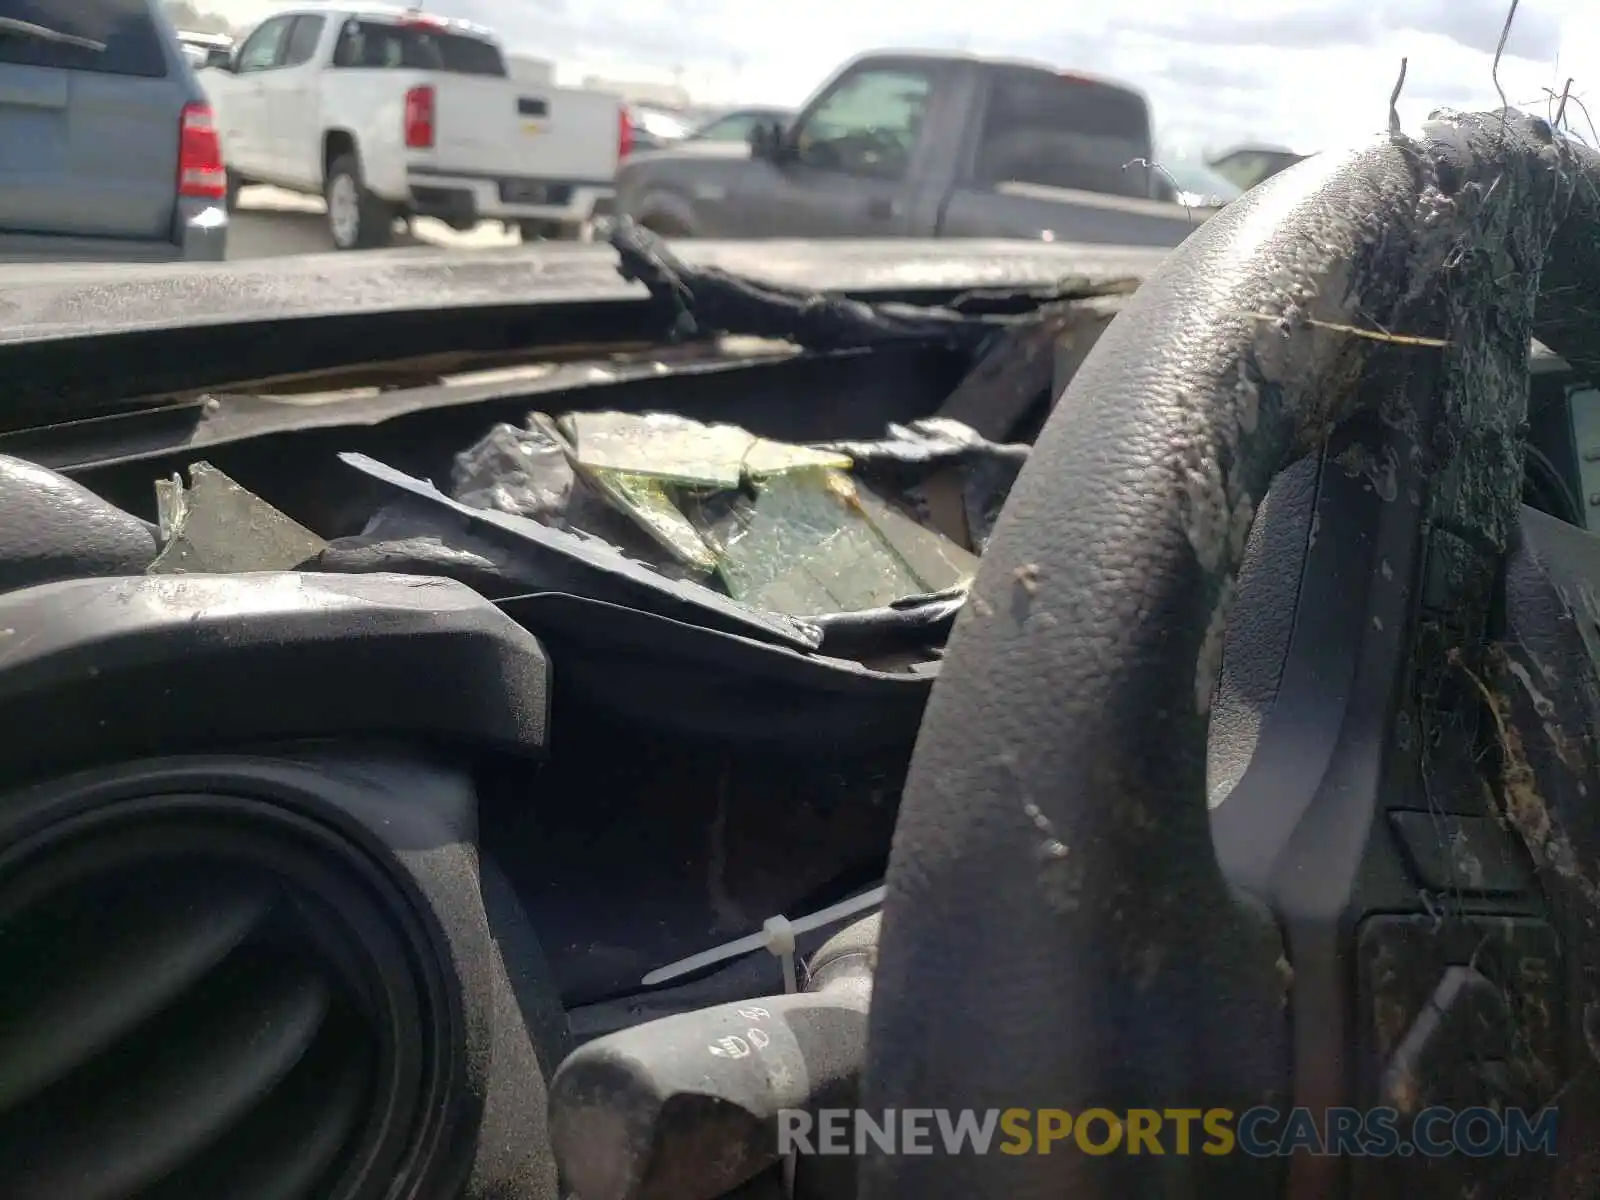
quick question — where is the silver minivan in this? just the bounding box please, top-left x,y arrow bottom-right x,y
0,1 -> 228,262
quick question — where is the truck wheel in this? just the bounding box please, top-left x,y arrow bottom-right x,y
324,153 -> 395,251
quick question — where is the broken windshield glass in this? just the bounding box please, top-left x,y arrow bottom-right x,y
140,412 -> 1016,638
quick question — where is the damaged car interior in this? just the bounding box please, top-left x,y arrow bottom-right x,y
2,107 -> 1600,1200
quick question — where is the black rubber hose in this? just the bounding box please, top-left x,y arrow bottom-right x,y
861,109 -> 1600,1199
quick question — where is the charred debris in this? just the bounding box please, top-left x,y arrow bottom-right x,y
0,227 -> 1162,1011
117,222 -> 1141,672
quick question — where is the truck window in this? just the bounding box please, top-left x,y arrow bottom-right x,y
695,112 -> 763,143
793,68 -> 934,182
972,70 -> 1155,199
235,15 -> 292,73
0,0 -> 168,77
330,19 -> 507,77
281,14 -> 325,67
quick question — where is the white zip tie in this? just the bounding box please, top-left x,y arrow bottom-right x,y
764,915 -> 798,993
639,885 -> 886,987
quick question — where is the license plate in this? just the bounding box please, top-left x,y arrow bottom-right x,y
499,180 -> 571,205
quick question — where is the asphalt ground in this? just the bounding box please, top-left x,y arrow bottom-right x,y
227,185 -> 526,259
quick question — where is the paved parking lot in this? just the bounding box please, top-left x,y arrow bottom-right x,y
229,186 -> 520,259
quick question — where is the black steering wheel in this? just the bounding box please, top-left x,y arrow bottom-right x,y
862,108 -> 1600,1198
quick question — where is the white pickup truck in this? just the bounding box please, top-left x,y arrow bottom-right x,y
202,5 -> 625,249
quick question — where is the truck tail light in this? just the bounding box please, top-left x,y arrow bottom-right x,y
618,105 -> 633,161
404,85 -> 435,149
177,102 -> 226,199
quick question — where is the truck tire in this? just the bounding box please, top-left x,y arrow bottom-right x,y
324,153 -> 395,251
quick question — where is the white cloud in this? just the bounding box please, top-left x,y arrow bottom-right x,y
207,0 -> 1598,155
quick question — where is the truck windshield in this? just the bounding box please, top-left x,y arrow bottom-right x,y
973,69 -> 1156,199
330,19 -> 507,77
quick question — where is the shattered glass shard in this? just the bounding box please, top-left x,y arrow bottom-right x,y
689,468 -> 975,617
562,411 -> 851,488
148,462 -> 328,575
589,467 -> 719,573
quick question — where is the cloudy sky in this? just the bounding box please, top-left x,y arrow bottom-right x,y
211,0 -> 1599,155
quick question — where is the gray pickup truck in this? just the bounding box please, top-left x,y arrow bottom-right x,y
614,49 -> 1209,247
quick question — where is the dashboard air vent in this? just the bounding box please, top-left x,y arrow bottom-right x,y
0,798 -> 438,1200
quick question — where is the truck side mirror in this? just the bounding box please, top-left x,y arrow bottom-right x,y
206,48 -> 235,71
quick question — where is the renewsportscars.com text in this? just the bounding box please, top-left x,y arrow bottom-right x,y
777,1107 -> 1560,1158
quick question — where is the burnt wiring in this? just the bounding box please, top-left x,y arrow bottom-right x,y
1390,57 -> 1409,137
1491,0 -> 1520,117
1122,156 -> 1194,223
1555,77 -> 1574,129
1499,0 -> 1598,155
1546,87 -> 1600,149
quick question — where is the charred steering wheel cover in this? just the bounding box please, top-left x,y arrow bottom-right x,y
861,110 -> 1600,1197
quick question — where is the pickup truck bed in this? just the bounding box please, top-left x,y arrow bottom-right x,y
391,73 -> 620,230
939,181 -> 1208,243
205,7 -> 622,249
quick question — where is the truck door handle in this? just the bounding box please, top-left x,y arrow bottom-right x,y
865,196 -> 898,219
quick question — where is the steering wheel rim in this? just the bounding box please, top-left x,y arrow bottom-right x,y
861,109 -> 1600,1198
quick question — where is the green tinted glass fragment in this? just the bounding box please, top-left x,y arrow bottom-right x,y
588,466 -> 719,573
690,468 -> 973,616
